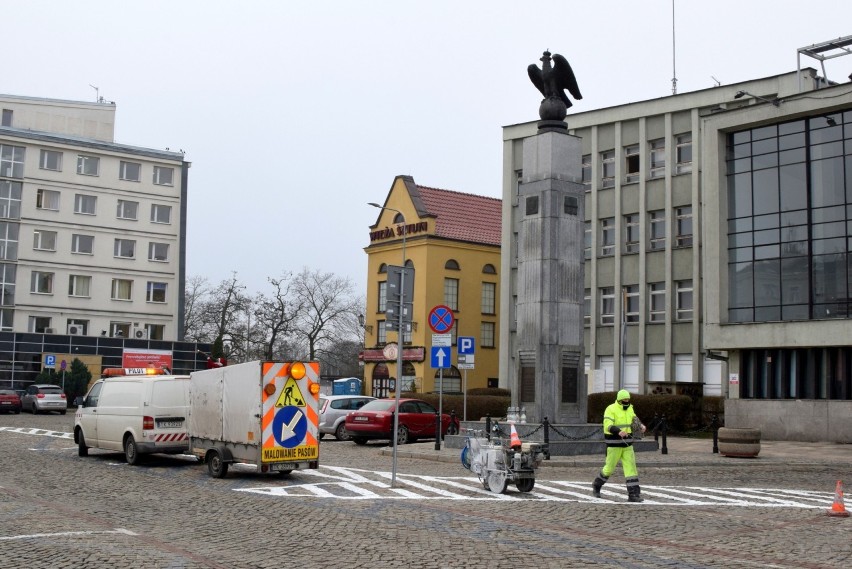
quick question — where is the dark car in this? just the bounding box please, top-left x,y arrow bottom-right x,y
345,398 -> 451,445
0,389 -> 22,414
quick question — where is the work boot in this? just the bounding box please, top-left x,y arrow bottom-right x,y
592,473 -> 607,498
627,486 -> 644,503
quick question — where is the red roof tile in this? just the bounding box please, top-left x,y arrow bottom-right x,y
413,185 -> 502,247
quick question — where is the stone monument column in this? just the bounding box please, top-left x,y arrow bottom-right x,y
515,126 -> 586,424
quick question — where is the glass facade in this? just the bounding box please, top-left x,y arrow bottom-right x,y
726,111 -> 852,323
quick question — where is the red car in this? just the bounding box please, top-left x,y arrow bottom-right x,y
0,389 -> 22,414
345,398 -> 452,445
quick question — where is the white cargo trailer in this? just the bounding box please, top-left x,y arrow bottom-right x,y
189,360 -> 321,478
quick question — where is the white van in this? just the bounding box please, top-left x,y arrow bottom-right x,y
74,373 -> 191,465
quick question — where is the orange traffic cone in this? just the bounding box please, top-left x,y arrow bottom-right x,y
509,423 -> 522,450
827,480 -> 850,518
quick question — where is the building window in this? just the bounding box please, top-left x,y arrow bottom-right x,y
600,217 -> 615,256
68,275 -> 91,297
29,316 -> 51,333
581,154 -> 591,190
1,109 -> 11,127
601,150 -> 615,188
624,144 -> 640,183
600,286 -> 615,325
445,259 -> 460,270
625,285 -> 639,323
151,204 -> 172,224
378,281 -> 387,312
482,264 -> 496,274
33,230 -> 57,251
649,282 -> 666,322
648,210 -> 666,250
623,213 -> 640,253
481,282 -> 496,314
0,221 -> 19,261
481,321 -> 495,348
564,195 -> 578,215
146,324 -> 165,341
676,206 -> 693,247
676,280 -> 693,321
444,278 -> 459,310
378,263 -> 387,274
74,194 -> 96,215
111,279 -> 132,301
584,289 -> 591,325
72,234 -> 94,255
525,196 -> 539,215
76,155 -> 99,176
146,281 -> 167,303
111,322 -> 131,338
0,180 -> 22,220
584,221 -> 592,260
0,145 -> 25,178
377,319 -> 387,345
39,149 -> 62,171
36,189 -> 60,211
148,242 -> 169,261
676,133 -> 692,174
153,166 -> 174,186
119,161 -> 141,182
31,271 -> 54,294
649,138 -> 665,178
114,239 -> 136,259
116,200 -> 138,220
450,320 -> 458,345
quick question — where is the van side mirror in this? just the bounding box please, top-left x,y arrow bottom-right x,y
74,396 -> 85,407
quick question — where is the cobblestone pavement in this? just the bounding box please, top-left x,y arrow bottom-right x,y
1,412 -> 851,568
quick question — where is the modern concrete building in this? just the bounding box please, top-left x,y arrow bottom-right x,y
0,94 -> 199,390
0,94 -> 188,341
362,176 -> 501,402
501,67 -> 852,441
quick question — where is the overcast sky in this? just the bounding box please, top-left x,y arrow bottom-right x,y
5,1 -> 852,298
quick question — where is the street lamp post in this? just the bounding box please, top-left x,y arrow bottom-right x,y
368,202 -> 406,488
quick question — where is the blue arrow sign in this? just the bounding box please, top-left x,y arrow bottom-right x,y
458,336 -> 475,355
431,346 -> 449,369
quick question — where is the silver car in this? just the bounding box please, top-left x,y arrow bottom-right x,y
22,384 -> 67,415
319,395 -> 375,441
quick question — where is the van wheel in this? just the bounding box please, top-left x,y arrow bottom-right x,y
78,431 -> 88,457
125,436 -> 142,465
60,410 -> 66,415
207,450 -> 229,478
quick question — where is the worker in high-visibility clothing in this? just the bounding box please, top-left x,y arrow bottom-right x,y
592,389 -> 647,502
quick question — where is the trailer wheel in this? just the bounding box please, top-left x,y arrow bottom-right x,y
516,478 -> 535,493
352,437 -> 368,446
207,450 -> 229,478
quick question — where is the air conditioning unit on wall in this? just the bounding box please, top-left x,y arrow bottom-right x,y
67,324 -> 83,336
134,329 -> 149,339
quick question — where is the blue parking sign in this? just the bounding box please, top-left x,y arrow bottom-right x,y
458,337 -> 475,355
44,355 -> 56,369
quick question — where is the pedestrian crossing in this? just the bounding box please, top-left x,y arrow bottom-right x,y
235,465 -> 833,508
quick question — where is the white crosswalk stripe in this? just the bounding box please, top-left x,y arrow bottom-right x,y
236,466 -> 833,507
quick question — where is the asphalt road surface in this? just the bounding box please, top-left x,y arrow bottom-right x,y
1,412 -> 849,568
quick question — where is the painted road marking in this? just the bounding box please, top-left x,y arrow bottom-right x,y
0,528 -> 138,541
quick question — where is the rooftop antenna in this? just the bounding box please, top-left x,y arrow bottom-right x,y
89,84 -> 99,103
671,0 -> 678,94
711,76 -> 721,87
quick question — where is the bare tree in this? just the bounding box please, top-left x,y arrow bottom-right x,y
292,268 -> 360,361
251,274 -> 304,360
182,275 -> 210,342
203,273 -> 250,358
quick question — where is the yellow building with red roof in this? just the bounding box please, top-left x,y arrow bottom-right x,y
362,175 -> 501,401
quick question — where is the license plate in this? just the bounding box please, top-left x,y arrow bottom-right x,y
158,421 -> 182,428
271,463 -> 294,472
0,402 -> 10,405
354,416 -> 368,422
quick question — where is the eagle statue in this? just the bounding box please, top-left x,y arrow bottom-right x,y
528,51 -> 582,122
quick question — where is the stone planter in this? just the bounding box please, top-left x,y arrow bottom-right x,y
718,427 -> 761,458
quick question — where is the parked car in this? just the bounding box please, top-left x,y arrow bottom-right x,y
319,394 -> 375,441
345,398 -> 452,445
22,384 -> 67,415
0,389 -> 22,414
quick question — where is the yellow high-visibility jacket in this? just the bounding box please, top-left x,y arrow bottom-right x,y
602,401 -> 638,447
